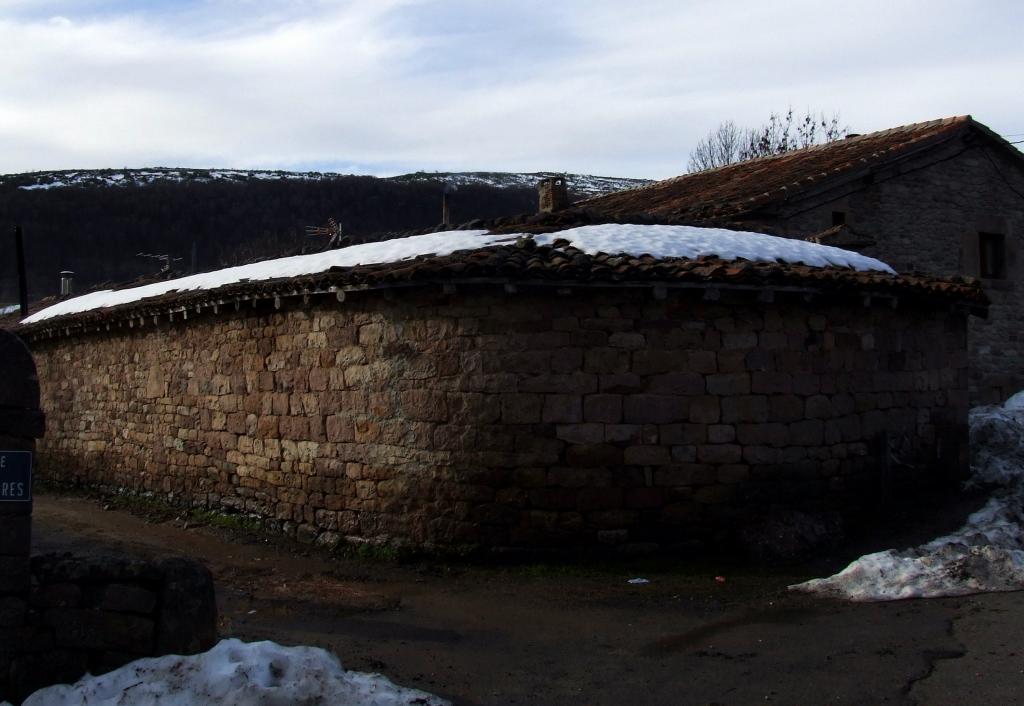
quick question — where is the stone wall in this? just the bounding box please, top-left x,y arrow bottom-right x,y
28,284 -> 970,551
5,554 -> 217,702
777,140 -> 1024,404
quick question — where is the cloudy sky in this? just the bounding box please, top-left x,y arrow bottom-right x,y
1,0 -> 1021,179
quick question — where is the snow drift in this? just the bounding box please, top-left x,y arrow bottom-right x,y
791,395 -> 1024,601
11,639 -> 448,706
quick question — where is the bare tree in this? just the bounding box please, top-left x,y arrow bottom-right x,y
687,108 -> 848,172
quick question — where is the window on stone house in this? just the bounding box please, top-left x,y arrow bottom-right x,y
979,232 -> 1007,279
831,211 -> 846,227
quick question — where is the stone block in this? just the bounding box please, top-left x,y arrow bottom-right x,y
0,597 -> 26,627
625,487 -> 665,509
670,445 -> 697,463
529,488 -> 577,511
599,373 -> 644,394
654,464 -> 716,486
769,394 -> 804,422
0,557 -> 29,594
519,373 -> 597,395
607,332 -> 646,349
716,464 -> 750,484
584,394 -> 622,423
686,350 -> 718,374
31,582 -> 81,609
623,445 -> 671,466
722,331 -> 758,350
555,423 -> 604,445
542,395 -> 583,424
587,509 -> 636,529
401,390 -> 449,422
660,423 -> 706,445
577,487 -> 624,512
721,395 -> 769,423
707,373 -> 750,396
99,584 -> 158,615
707,424 -> 736,444
694,484 -> 735,504
688,396 -> 721,424
805,394 -> 834,418
624,395 -> 685,424
566,444 -> 623,467
647,372 -> 705,395
46,609 -> 155,653
547,467 -> 603,489
499,393 -> 545,424
697,445 -> 742,464
604,424 -> 642,443
0,515 -> 31,556
790,420 -> 824,446
584,349 -> 631,374
752,372 -> 791,394
155,558 -> 218,655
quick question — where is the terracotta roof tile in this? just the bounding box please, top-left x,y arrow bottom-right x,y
17,238 -> 987,336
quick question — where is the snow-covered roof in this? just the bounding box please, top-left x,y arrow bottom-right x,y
21,224 -> 898,326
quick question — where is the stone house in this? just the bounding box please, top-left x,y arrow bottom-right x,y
575,116 -> 1024,404
17,227 -> 986,551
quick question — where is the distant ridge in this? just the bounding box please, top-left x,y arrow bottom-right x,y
2,167 -> 651,198
0,166 -> 650,303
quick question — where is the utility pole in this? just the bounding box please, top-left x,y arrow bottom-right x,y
14,226 -> 28,317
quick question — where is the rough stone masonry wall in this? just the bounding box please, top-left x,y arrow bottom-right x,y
779,141 -> 1024,404
6,554 -> 217,702
29,286 -> 970,550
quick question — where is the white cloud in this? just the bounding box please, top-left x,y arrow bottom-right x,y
0,0 -> 1021,178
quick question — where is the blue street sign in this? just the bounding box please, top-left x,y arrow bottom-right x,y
0,451 -> 32,502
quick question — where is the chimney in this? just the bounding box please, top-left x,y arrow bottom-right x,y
538,176 -> 569,214
59,271 -> 74,297
442,183 -> 457,227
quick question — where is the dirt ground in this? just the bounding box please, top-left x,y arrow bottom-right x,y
31,491 -> 1024,706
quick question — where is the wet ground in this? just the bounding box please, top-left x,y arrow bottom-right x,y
32,491 -> 1024,705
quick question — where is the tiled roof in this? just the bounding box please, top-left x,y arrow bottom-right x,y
17,237 -> 987,337
575,116 -> 1012,223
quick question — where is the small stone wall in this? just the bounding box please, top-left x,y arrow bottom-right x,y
28,284 -> 971,551
4,554 -> 217,702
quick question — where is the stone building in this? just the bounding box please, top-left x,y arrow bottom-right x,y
576,117 -> 1024,404
17,226 -> 986,552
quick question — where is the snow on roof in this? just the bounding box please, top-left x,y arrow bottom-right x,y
791,394 -> 1024,601
15,638 -> 449,706
21,224 -> 895,325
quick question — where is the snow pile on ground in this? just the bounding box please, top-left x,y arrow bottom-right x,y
22,224 -> 894,324
791,396 -> 1024,601
0,304 -> 19,316
12,638 -> 448,706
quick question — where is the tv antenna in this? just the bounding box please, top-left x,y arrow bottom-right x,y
137,252 -> 182,274
304,217 -> 348,248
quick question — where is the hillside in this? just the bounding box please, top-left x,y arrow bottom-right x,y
0,168 -> 649,305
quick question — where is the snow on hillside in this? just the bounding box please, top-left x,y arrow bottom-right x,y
2,168 -> 649,197
12,638 -> 449,706
791,394 -> 1024,601
387,171 -> 651,197
3,168 -> 348,191
21,224 -> 895,324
